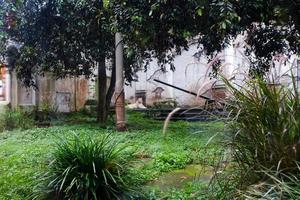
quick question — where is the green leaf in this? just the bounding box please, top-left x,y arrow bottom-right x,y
196,8 -> 203,16
149,10 -> 153,16
221,22 -> 226,29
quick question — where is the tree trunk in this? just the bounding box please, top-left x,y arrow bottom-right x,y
97,58 -> 107,123
105,58 -> 116,116
115,32 -> 126,131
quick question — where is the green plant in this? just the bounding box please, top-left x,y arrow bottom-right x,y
0,111 -> 223,199
213,76 -> 300,198
153,99 -> 178,109
43,134 -> 128,200
154,152 -> 191,172
34,101 -> 59,124
226,76 -> 300,173
241,167 -> 300,199
146,181 -> 209,200
0,107 -> 34,131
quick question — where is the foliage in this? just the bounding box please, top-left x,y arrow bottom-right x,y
153,152 -> 191,172
0,107 -> 34,131
211,76 -> 300,199
3,0 -> 113,83
1,0 -> 299,83
41,134 -> 127,200
0,0 -> 146,84
0,0 -> 10,64
148,182 -> 208,200
210,165 -> 300,199
0,0 -> 150,123
0,0 -> 116,123
33,102 -> 59,124
0,112 -> 224,199
226,77 -> 300,174
241,168 -> 300,199
112,0 -> 300,75
206,165 -> 243,199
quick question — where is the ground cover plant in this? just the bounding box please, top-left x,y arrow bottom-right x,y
0,111 -> 224,199
0,107 -> 34,132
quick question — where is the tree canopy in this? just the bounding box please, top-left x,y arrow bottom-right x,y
5,0 -> 114,85
2,0 -> 299,81
1,0 -> 144,84
112,0 -> 300,74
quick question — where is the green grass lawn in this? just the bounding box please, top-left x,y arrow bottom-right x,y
0,112 -> 224,199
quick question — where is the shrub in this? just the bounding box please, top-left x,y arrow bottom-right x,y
44,134 -> 127,200
0,107 -> 34,131
35,102 -> 59,124
213,76 -> 300,198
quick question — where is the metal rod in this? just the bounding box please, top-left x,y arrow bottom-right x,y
153,79 -> 213,101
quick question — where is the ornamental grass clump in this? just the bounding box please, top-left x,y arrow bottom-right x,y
45,134 -> 127,200
222,76 -> 300,198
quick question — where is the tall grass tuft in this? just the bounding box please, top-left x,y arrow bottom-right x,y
241,166 -> 300,199
216,76 -> 300,198
44,134 -> 127,200
225,77 -> 300,174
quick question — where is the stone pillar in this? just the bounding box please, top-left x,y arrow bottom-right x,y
115,32 -> 126,131
5,69 -> 12,104
11,70 -> 19,108
224,43 -> 236,78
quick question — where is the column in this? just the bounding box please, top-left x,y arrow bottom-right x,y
5,69 -> 11,103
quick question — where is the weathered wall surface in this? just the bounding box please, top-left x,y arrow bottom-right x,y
11,74 -> 89,112
75,78 -> 89,110
38,74 -> 55,108
54,78 -> 75,112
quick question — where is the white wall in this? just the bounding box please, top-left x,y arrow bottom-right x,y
125,44 -> 216,106
125,42 -> 299,107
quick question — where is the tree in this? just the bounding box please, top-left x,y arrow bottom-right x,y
112,0 -> 300,75
0,0 -> 11,66
1,0 -> 139,124
1,0 -> 151,127
3,0 -> 299,123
